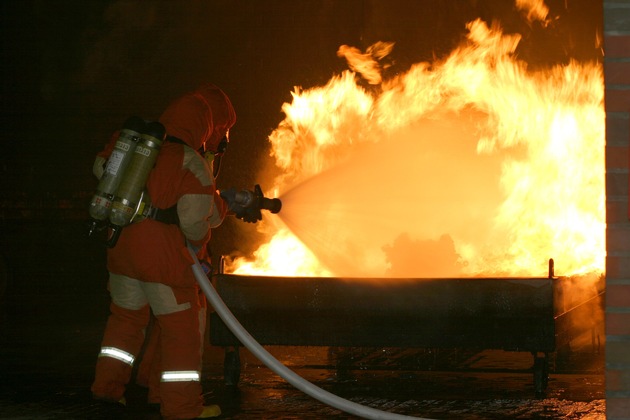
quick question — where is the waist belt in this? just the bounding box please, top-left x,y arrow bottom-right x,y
145,205 -> 180,225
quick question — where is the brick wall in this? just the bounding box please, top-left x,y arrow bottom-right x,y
605,1 -> 630,418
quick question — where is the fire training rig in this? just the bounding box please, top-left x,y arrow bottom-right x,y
209,259 -> 604,395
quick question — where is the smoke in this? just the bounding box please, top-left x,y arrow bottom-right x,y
555,272 -> 605,351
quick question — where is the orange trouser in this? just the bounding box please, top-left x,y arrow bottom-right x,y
136,317 -> 161,401
92,302 -> 149,400
92,274 -> 206,420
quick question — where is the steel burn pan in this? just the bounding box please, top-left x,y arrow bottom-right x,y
210,275 -> 555,350
209,267 -> 604,394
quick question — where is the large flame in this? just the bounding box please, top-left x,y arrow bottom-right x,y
227,15 -> 604,278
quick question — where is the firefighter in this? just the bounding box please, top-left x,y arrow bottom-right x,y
91,83 -> 236,419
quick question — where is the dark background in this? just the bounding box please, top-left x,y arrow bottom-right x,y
0,0 -> 602,310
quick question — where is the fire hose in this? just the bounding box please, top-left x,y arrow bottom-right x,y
187,244 -> 432,420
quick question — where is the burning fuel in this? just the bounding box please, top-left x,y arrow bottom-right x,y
226,7 -> 604,279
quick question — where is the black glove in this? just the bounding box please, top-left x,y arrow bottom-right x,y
220,187 -> 240,212
220,188 -> 262,223
238,206 -> 262,223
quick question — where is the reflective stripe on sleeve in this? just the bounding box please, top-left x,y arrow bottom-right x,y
98,346 -> 135,366
160,370 -> 201,382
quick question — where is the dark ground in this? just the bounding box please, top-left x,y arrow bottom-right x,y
0,220 -> 605,419
0,319 -> 606,420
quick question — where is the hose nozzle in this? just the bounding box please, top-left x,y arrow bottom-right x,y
234,184 -> 282,214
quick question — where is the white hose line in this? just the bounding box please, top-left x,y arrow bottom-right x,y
187,245 -> 431,420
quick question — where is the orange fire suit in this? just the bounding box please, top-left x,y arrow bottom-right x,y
91,84 -> 236,420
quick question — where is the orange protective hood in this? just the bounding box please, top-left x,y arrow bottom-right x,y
159,84 -> 236,152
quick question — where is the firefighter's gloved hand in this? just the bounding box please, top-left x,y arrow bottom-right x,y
220,188 -> 262,223
237,206 -> 262,223
220,188 -> 240,213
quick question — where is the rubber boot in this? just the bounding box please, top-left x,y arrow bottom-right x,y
198,404 -> 221,418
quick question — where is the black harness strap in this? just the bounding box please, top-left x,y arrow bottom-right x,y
146,205 -> 180,225
166,135 -> 186,145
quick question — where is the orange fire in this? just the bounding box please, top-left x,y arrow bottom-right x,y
225,14 -> 604,279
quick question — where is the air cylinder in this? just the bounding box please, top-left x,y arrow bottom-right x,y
109,121 -> 165,229
88,116 -> 146,222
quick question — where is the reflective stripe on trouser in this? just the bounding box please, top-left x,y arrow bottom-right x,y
99,346 -> 135,366
161,370 -> 201,382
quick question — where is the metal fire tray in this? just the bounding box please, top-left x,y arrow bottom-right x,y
208,273 -> 603,394
210,275 -> 555,350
